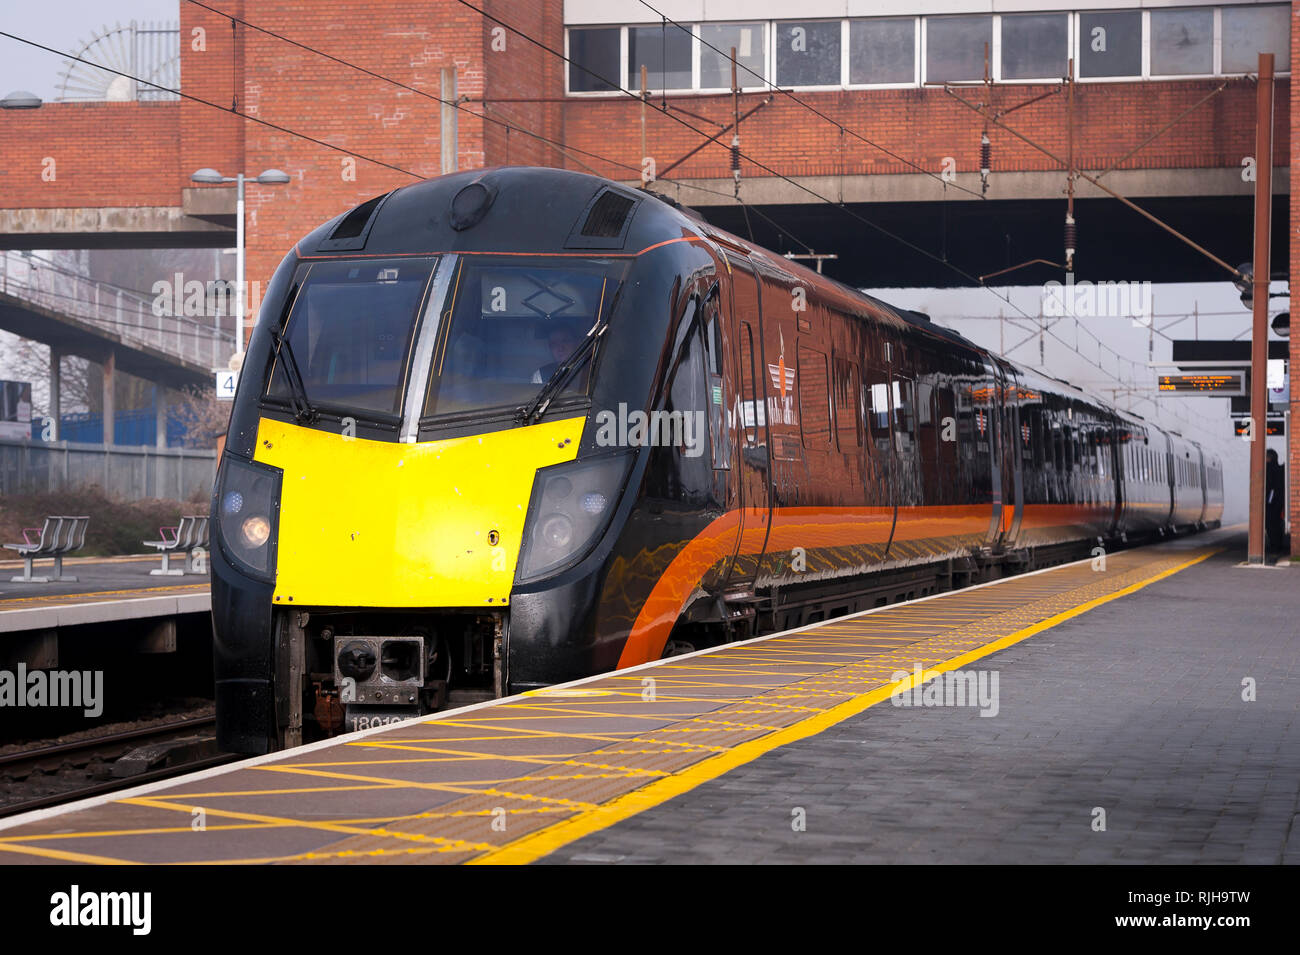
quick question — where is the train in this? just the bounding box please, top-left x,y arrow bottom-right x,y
211,166 -> 1223,754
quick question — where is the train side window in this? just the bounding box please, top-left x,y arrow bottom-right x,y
935,385 -> 956,447
916,380 -> 936,452
832,356 -> 861,450
798,345 -> 832,449
738,321 -> 763,446
704,300 -> 725,378
866,371 -> 891,453
892,377 -> 915,452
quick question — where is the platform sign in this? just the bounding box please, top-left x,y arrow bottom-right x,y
1158,373 -> 1244,396
215,369 -> 238,401
1233,417 -> 1284,437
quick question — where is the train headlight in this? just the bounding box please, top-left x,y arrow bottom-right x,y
214,453 -> 282,580
539,514 -> 574,549
517,451 -> 634,583
241,515 -> 272,548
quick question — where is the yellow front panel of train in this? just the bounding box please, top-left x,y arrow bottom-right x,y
252,416 -> 585,607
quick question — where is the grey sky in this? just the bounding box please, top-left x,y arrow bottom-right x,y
0,1 -> 178,101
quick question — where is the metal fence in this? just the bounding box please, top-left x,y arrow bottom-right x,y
0,438 -> 216,502
0,251 -> 234,370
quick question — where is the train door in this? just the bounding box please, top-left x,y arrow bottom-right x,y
719,255 -> 772,595
696,284 -> 740,592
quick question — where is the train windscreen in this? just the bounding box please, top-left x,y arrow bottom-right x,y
422,256 -> 626,419
266,257 -> 436,417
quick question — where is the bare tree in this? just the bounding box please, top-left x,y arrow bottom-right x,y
0,333 -> 95,418
170,385 -> 231,449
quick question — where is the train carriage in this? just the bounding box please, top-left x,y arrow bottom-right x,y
211,167 -> 1221,753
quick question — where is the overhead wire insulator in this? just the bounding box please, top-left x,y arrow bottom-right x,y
980,132 -> 991,195
731,133 -> 741,194
1064,214 -> 1077,272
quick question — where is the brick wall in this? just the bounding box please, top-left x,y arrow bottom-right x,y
559,80 -> 1289,185
215,0 -> 492,294
0,103 -> 182,208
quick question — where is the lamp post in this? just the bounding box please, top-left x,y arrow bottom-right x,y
190,168 -> 290,363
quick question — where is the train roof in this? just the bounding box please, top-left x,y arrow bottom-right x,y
294,166 -> 1202,454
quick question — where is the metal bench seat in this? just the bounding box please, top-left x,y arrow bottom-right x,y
4,515 -> 90,583
144,514 -> 211,576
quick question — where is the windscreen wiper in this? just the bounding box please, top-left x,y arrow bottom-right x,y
518,322 -> 605,426
268,327 -> 318,424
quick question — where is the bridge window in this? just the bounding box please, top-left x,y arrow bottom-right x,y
925,15 -> 993,83
565,6 -> 1289,96
628,25 -> 693,90
1078,11 -> 1142,79
849,18 -> 916,86
1000,14 -> 1067,81
1150,8 -> 1214,76
1221,5 -> 1290,74
567,28 -> 620,92
700,23 -> 768,89
776,21 -> 842,87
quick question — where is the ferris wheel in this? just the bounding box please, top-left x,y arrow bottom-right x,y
56,20 -> 180,102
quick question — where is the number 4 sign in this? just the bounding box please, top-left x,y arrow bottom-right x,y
215,369 -> 238,400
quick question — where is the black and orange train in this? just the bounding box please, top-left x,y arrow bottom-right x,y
212,166 -> 1223,753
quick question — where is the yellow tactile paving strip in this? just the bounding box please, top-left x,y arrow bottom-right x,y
0,541 -> 1216,865
0,583 -> 208,607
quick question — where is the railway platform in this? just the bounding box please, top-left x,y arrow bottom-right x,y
0,556 -> 209,638
0,526 -> 1293,865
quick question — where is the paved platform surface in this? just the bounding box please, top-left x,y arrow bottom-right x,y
545,531 -> 1300,864
0,555 -> 207,602
0,529 -> 1256,864
0,556 -> 209,633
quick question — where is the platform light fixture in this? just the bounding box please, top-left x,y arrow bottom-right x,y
190,167 -> 292,364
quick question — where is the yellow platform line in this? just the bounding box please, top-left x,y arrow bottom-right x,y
0,841 -> 141,865
469,548 -> 1215,865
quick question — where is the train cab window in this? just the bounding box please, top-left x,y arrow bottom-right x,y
832,357 -> 861,450
667,320 -> 715,466
422,256 -> 626,419
268,257 -> 436,418
798,345 -> 831,449
892,377 -> 915,453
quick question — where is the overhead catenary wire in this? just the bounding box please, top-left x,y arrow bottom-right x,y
455,2 -> 1229,442
4,17 -> 1228,445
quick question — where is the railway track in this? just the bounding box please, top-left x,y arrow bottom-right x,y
0,715 -> 240,819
